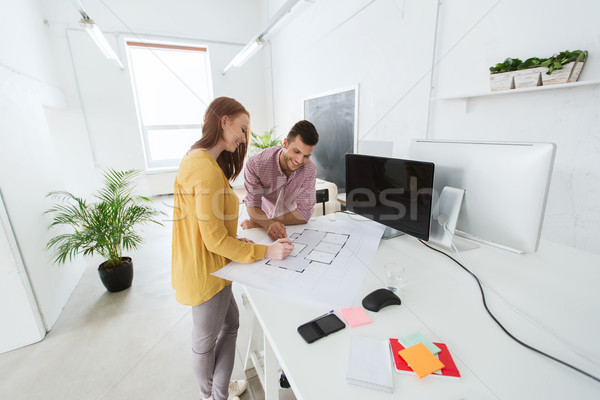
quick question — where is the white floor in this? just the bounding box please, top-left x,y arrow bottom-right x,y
0,195 -> 296,400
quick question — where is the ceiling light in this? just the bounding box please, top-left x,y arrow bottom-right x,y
222,0 -> 313,75
222,38 -> 265,74
73,0 -> 124,69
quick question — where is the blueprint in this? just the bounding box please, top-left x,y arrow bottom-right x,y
266,229 -> 349,272
213,215 -> 386,308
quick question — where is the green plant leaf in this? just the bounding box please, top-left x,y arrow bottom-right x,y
491,49 -> 586,76
45,169 -> 165,266
250,127 -> 282,152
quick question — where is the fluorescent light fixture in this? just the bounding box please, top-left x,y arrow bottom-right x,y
72,0 -> 124,69
261,0 -> 303,40
222,0 -> 312,75
222,38 -> 265,75
80,18 -> 124,69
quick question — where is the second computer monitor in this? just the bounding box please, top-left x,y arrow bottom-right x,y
411,140 -> 556,253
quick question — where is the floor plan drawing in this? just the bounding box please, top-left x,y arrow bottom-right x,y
213,215 -> 386,308
267,229 -> 350,272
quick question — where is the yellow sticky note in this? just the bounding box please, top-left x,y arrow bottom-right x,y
398,342 -> 445,378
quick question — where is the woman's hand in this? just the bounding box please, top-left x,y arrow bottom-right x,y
237,237 -> 255,244
265,238 -> 294,260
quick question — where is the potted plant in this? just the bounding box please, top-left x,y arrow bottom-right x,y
250,127 -> 282,154
512,57 -> 549,88
540,50 -> 587,85
489,57 -> 523,91
45,169 -> 164,292
489,56 -> 549,90
489,49 -> 587,91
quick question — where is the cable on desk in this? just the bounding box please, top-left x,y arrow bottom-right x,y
419,239 -> 600,384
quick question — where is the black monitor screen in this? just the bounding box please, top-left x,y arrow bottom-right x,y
345,154 -> 435,241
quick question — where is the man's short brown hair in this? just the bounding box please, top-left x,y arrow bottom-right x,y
287,120 -> 319,146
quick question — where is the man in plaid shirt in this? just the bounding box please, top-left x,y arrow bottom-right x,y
241,120 -> 319,240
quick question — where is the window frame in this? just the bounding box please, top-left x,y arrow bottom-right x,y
125,39 -> 214,171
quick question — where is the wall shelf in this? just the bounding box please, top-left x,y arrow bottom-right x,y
430,79 -> 600,101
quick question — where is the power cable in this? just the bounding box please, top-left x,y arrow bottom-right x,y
419,239 -> 600,384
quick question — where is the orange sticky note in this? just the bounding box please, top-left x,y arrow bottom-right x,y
398,342 -> 445,378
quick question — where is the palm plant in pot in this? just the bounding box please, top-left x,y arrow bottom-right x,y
45,169 -> 164,292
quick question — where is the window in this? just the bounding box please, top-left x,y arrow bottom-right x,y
126,40 -> 214,169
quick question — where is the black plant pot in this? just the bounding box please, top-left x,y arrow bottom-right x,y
98,257 -> 134,293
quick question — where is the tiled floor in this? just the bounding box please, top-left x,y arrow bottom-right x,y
0,195 -> 296,400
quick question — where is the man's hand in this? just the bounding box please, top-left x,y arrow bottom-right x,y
266,221 -> 287,241
240,219 -> 260,230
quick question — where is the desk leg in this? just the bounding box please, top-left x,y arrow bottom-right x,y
242,306 -> 280,399
243,313 -> 263,372
263,332 -> 279,400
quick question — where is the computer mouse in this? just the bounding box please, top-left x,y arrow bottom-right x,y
362,288 -> 401,312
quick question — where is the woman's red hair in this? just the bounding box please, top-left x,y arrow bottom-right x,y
190,97 -> 249,181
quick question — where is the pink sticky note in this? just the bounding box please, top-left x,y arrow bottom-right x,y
340,307 -> 373,328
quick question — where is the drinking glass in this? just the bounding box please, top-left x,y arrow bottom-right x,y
384,263 -> 405,293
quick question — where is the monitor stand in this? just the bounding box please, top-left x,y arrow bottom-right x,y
382,226 -> 405,240
428,186 -> 479,253
442,234 -> 480,253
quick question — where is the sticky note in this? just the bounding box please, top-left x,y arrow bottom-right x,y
398,343 -> 445,378
339,307 -> 373,328
398,332 -> 441,355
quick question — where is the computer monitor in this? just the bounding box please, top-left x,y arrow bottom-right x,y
345,154 -> 435,240
410,140 -> 556,253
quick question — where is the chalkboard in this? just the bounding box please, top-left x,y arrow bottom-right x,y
303,86 -> 358,193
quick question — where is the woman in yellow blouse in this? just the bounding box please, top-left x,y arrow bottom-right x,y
172,97 -> 293,400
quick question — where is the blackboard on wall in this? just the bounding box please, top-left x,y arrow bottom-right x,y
303,86 -> 358,193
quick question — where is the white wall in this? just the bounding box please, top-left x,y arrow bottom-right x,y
428,0 -> 600,252
0,194 -> 46,354
262,0 -> 600,255
0,0 -> 86,352
264,0 -> 437,154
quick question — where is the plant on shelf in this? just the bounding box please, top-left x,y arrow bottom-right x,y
45,169 -> 165,292
540,50 -> 587,75
250,127 -> 282,153
518,56 -> 547,70
489,49 -> 588,90
489,57 -> 526,74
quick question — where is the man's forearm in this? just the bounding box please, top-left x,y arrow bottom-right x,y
247,207 -> 273,230
274,210 -> 307,225
247,207 -> 307,227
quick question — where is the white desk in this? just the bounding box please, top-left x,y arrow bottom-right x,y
239,213 -> 600,399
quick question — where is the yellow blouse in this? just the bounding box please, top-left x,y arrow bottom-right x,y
171,151 -> 267,305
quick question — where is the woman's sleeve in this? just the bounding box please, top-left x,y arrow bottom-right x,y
194,166 -> 267,263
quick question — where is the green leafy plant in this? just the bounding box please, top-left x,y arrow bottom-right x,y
45,169 -> 164,269
517,57 -> 547,70
540,50 -> 586,75
490,50 -> 586,75
250,127 -> 282,153
489,57 -> 523,74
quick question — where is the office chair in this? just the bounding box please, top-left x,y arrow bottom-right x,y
316,188 -> 329,216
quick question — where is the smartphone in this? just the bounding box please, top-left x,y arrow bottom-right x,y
297,313 -> 346,343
